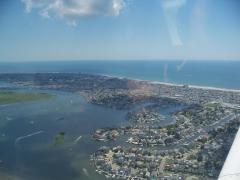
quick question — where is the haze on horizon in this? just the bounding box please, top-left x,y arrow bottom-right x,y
0,0 -> 240,61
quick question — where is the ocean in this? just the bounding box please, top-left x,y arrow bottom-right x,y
0,60 -> 240,89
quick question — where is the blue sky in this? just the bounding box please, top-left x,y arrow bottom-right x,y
0,0 -> 240,61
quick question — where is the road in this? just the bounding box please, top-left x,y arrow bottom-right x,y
152,113 -> 240,152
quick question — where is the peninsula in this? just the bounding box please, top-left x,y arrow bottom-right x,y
0,73 -> 239,180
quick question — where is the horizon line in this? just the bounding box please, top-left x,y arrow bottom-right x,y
0,59 -> 240,63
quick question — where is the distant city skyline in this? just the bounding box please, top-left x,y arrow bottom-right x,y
0,0 -> 240,61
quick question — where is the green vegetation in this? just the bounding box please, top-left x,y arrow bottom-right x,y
205,101 -> 221,109
185,111 -> 192,119
0,91 -> 54,104
166,124 -> 177,135
53,132 -> 65,146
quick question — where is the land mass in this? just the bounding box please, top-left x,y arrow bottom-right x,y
0,73 -> 240,180
0,90 -> 53,105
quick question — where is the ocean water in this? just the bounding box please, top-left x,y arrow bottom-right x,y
0,60 -> 240,89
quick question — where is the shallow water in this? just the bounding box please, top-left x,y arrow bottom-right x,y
0,87 -> 128,180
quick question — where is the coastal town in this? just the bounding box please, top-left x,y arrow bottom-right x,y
91,115 -> 240,180
0,73 -> 240,180
92,102 -> 240,179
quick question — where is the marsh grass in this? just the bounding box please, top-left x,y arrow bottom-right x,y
0,91 -> 54,104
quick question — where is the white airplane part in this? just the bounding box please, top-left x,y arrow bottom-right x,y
218,127 -> 240,180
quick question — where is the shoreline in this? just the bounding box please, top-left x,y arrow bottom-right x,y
1,72 -> 240,93
101,73 -> 240,93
